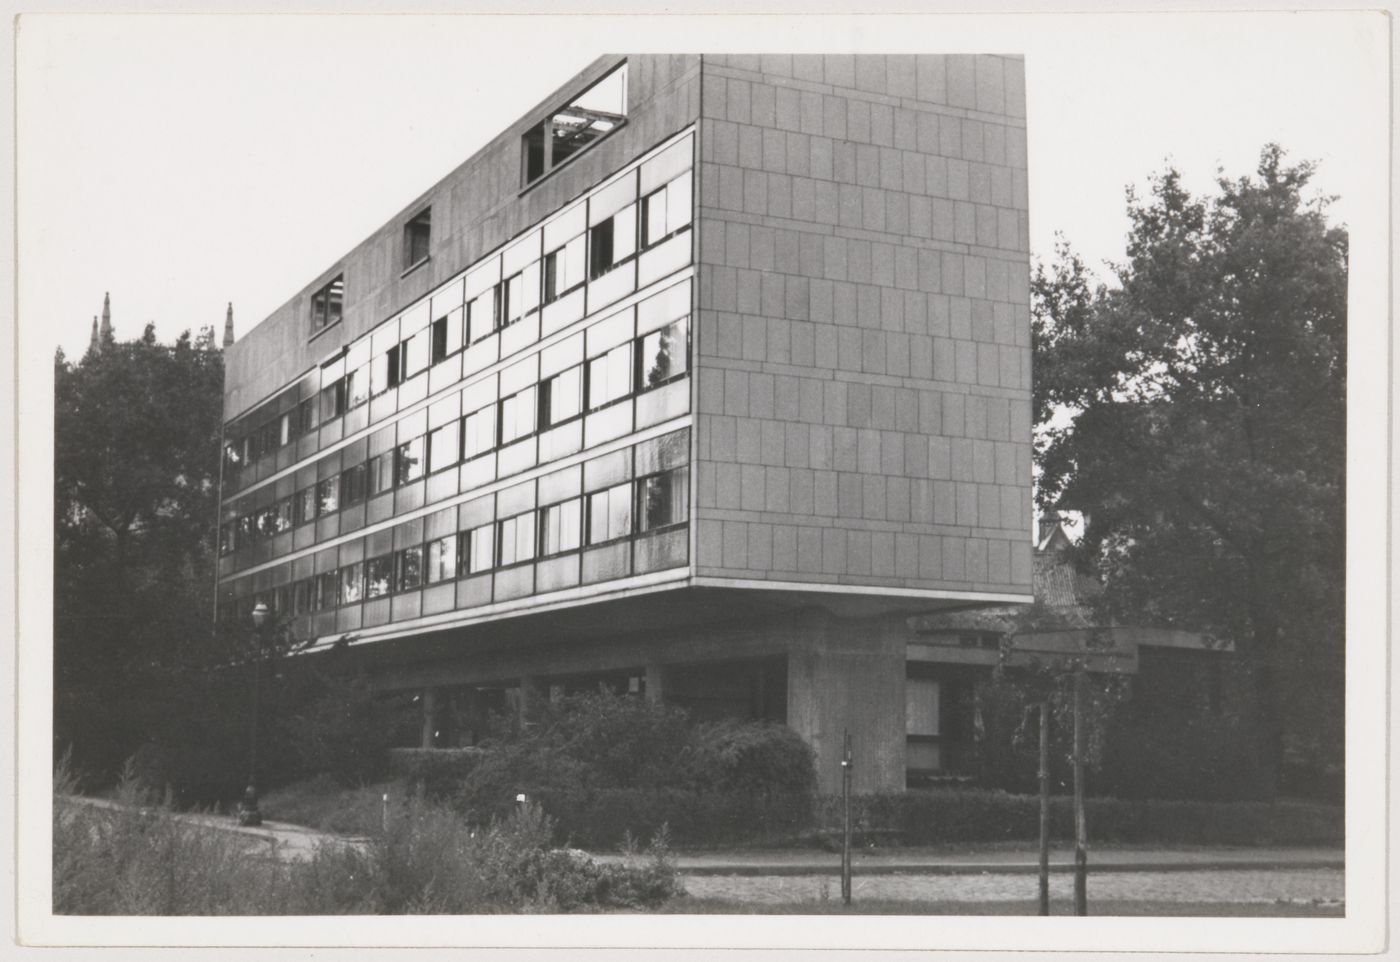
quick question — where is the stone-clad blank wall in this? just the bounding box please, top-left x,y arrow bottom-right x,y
225,55 -> 701,420
692,54 -> 1033,597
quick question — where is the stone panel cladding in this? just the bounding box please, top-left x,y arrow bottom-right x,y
691,54 -> 1033,598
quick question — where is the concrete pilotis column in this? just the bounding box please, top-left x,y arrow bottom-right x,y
786,611 -> 907,793
420,687 -> 438,748
517,676 -> 541,728
644,664 -> 666,703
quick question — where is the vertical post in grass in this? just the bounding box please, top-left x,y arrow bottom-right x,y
841,728 -> 852,905
1073,670 -> 1088,916
1038,699 -> 1050,916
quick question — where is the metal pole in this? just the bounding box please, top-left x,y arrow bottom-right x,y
841,728 -> 852,905
1073,670 -> 1088,916
1038,699 -> 1050,916
247,646 -> 260,788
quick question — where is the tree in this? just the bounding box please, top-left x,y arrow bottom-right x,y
54,323 -> 227,784
1032,145 -> 1347,794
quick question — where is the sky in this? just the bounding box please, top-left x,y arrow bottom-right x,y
16,11 -> 1386,361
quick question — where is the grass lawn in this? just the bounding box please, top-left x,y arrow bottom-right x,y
660,897 -> 1345,916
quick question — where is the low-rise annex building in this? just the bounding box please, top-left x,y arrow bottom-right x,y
216,54 -> 1034,791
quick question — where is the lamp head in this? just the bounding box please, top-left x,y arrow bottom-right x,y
250,602 -> 269,629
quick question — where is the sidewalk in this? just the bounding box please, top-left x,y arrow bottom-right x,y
58,794 -> 367,862
594,846 -> 1343,876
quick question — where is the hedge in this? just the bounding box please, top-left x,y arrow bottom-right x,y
516,788 -> 815,850
512,787 -> 1340,850
812,790 -> 1343,848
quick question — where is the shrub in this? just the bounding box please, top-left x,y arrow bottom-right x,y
289,670 -> 401,787
387,748 -> 486,798
685,720 -> 817,797
54,760 -> 680,914
455,690 -> 820,846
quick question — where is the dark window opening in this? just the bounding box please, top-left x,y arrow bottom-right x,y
311,275 -> 344,335
404,208 -> 431,270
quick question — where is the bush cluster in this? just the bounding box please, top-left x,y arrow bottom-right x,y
53,763 -> 680,915
453,691 -> 817,849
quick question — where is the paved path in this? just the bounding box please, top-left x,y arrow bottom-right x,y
599,846 -> 1343,876
58,795 -> 367,862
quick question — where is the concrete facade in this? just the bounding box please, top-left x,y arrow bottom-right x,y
216,54 -> 1033,792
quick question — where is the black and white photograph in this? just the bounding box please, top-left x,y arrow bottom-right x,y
6,6 -> 1391,957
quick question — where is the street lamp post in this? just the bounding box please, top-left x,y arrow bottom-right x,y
237,601 -> 269,827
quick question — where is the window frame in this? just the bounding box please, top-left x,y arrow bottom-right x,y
403,207 -> 432,273
310,274 -> 344,337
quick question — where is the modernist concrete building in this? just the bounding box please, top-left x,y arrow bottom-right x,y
217,54 -> 1034,791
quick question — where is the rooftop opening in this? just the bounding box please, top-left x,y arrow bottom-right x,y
523,62 -> 628,188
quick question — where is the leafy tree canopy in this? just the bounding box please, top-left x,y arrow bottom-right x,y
54,323 -> 227,780
1031,146 -> 1346,783
1034,144 -> 1345,649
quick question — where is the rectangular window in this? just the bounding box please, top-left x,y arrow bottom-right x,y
319,378 -> 346,421
587,481 -> 633,545
463,404 -> 497,459
639,317 -> 689,389
465,523 -> 495,574
219,521 -> 236,555
588,343 -> 632,409
638,466 -> 688,532
540,498 -> 582,556
346,364 -> 370,410
386,345 -> 404,389
589,205 -> 636,279
431,311 -> 462,364
641,170 -> 693,248
341,463 -> 367,506
395,436 -> 425,485
256,506 -> 278,539
523,62 -> 628,186
370,350 -> 392,396
278,412 -> 293,448
428,422 -> 460,474
467,288 -> 498,343
539,365 -> 582,428
543,235 -> 586,302
501,268 -> 539,327
365,555 -> 394,599
292,579 -> 312,615
310,275 -> 344,335
238,514 -> 257,544
404,208 -> 431,270
397,545 -> 424,592
426,534 -> 457,584
368,453 -> 395,496
317,570 -> 340,609
499,388 -> 537,445
339,562 -> 365,606
316,476 -> 340,515
299,397 -> 319,435
498,512 -> 536,567
273,497 -> 295,534
402,328 -> 430,381
295,486 -> 318,526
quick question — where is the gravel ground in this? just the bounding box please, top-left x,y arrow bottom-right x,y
683,868 -> 1344,907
